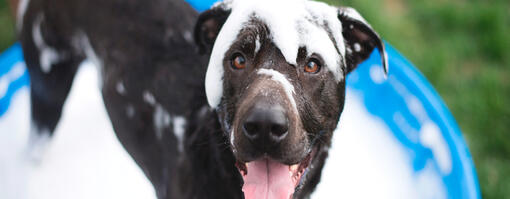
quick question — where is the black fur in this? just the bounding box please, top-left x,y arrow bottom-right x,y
194,4 -> 387,199
18,0 -> 233,198
19,0 -> 386,198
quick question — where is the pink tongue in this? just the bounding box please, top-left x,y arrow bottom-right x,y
242,159 -> 295,199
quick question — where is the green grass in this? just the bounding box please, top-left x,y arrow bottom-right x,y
1,0 -> 509,198
0,0 -> 15,51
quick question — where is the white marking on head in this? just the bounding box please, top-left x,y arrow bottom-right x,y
172,116 -> 187,152
116,81 -> 126,95
16,0 -> 30,31
254,35 -> 261,54
32,14 -> 59,74
205,0 -> 345,108
143,90 -> 156,106
304,1 -> 345,76
153,104 -> 171,140
340,7 -> 369,25
257,68 -> 297,111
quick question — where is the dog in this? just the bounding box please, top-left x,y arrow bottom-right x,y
14,0 -> 387,198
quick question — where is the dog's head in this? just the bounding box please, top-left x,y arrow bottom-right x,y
195,0 -> 387,198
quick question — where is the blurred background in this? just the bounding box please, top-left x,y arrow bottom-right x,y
0,0 -> 508,198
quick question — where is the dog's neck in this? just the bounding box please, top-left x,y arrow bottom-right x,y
175,110 -> 243,199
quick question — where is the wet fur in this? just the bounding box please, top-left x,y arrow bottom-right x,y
16,0 -> 243,198
203,18 -> 343,197
195,2 -> 386,198
15,0 -> 385,198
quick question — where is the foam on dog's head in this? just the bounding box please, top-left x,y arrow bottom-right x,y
205,0 -> 346,108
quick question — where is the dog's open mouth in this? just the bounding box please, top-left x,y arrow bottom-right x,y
235,152 -> 313,199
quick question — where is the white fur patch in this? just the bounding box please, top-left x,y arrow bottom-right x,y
257,69 -> 297,111
32,14 -> 59,74
339,7 -> 369,25
205,0 -> 345,108
353,43 -> 361,52
116,81 -> 126,95
153,104 -> 171,140
230,129 -> 235,149
152,105 -> 187,152
254,35 -> 261,55
172,116 -> 187,152
143,90 -> 156,106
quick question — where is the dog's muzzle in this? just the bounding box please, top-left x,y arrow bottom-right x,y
231,76 -> 313,199
231,75 -> 306,164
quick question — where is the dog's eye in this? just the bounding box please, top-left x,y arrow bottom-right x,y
231,54 -> 246,69
304,59 -> 321,73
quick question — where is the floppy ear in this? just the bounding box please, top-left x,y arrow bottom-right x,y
338,7 -> 388,75
194,7 -> 231,54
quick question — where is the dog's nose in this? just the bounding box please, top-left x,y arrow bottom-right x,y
242,104 -> 289,145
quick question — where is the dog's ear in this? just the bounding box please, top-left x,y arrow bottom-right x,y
194,7 -> 231,54
338,7 -> 388,75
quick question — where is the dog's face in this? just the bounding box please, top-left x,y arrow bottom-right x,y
195,0 -> 387,198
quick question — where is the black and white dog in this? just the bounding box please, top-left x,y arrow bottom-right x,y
14,0 -> 387,198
